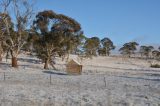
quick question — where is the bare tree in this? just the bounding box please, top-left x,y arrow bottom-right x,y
0,0 -> 12,62
0,0 -> 34,67
0,38 -> 4,62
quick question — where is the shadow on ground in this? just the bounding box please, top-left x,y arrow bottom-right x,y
0,63 -> 11,70
18,58 -> 41,64
118,76 -> 160,82
43,71 -> 67,75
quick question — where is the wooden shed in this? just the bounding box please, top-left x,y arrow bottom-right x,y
66,59 -> 82,75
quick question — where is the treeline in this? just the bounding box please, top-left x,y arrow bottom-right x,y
119,42 -> 160,59
0,0 -> 159,69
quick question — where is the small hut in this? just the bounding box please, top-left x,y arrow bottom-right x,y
66,59 -> 82,75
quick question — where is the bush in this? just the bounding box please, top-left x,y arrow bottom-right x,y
151,64 -> 160,68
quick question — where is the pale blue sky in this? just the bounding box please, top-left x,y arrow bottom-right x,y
35,0 -> 160,46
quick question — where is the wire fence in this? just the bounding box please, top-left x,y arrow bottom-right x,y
0,71 -> 159,106
0,71 -> 110,106
0,63 -> 159,105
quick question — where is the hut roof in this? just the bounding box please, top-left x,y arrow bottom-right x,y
68,59 -> 81,65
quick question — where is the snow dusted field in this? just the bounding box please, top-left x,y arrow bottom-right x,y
0,54 -> 160,106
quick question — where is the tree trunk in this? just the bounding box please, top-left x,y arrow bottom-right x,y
66,51 -> 70,62
67,53 -> 70,62
128,55 -> 131,58
0,55 -> 2,62
140,53 -> 143,58
106,51 -> 110,56
12,57 -> 18,68
50,62 -> 56,70
62,55 -> 65,61
44,59 -> 49,69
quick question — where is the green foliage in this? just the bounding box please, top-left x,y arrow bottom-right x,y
100,37 -> 115,56
140,46 -> 154,58
22,30 -> 40,52
33,10 -> 82,68
83,37 -> 100,57
152,50 -> 160,60
98,48 -> 106,56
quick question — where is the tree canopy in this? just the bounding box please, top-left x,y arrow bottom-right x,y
33,10 -> 82,69
119,42 -> 139,57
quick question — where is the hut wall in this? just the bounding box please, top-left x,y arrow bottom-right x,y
66,64 -> 82,75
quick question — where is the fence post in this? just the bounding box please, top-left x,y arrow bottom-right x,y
104,77 -> 106,87
4,72 -> 5,81
50,74 -> 52,85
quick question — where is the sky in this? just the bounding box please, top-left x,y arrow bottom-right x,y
35,0 -> 160,46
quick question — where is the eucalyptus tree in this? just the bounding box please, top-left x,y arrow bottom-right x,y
101,37 -> 115,56
98,48 -> 106,56
119,42 -> 139,57
83,37 -> 100,57
22,28 -> 40,53
71,34 -> 86,54
33,10 -> 82,69
139,46 -> 154,59
0,0 -> 34,67
60,31 -> 84,61
152,50 -> 160,60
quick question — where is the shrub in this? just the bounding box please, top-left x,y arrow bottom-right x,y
151,64 -> 160,68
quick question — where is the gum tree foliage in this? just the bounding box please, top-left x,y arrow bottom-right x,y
83,37 -> 100,57
99,37 -> 115,56
33,10 -> 82,69
139,46 -> 154,59
71,34 -> 86,55
119,42 -> 139,57
152,50 -> 160,60
22,29 -> 40,53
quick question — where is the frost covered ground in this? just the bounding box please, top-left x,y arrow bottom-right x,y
0,54 -> 160,106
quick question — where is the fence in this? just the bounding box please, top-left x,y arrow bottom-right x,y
0,71 -> 110,106
0,63 -> 159,105
0,71 -> 157,106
